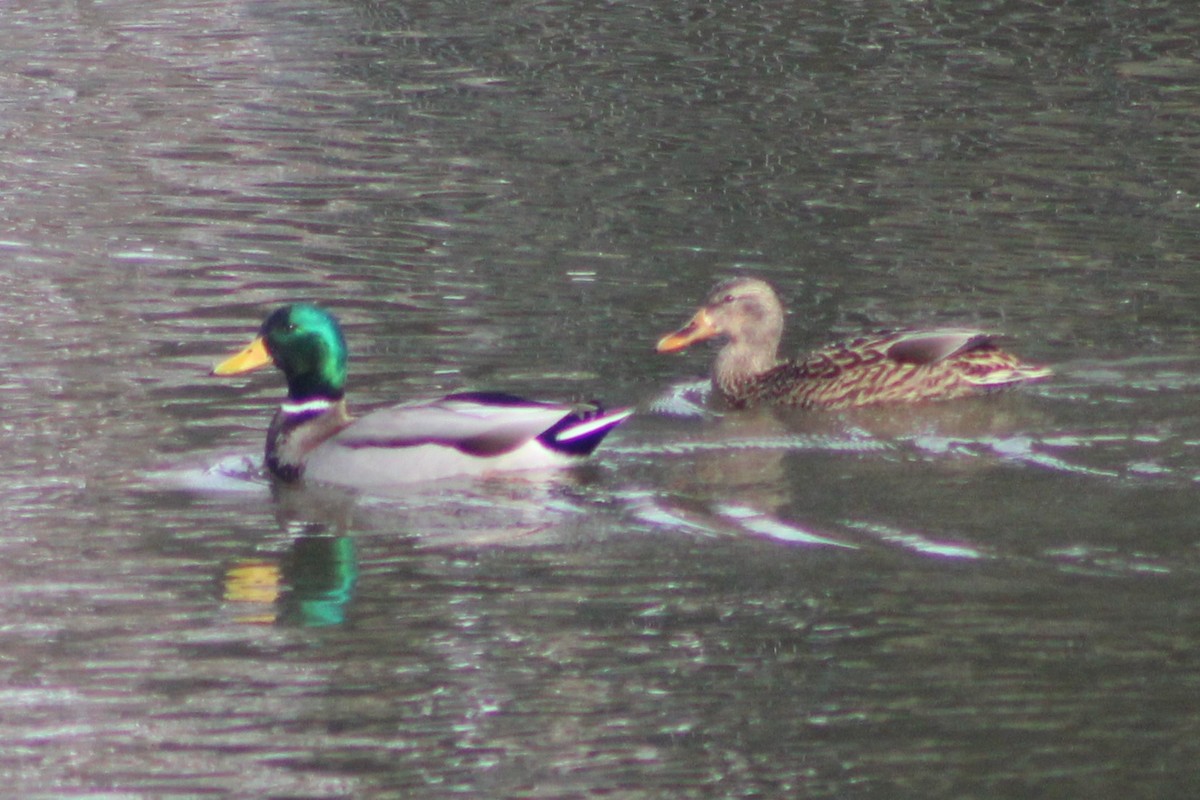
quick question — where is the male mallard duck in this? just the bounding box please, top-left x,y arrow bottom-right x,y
657,277 -> 1050,410
212,304 -> 632,488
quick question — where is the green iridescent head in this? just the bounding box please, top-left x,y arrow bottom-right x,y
214,304 -> 348,401
261,304 -> 348,400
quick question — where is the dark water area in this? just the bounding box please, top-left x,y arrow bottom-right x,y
3,0 -> 1200,796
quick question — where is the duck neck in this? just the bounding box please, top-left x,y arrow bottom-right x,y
713,337 -> 780,396
265,397 -> 352,481
285,375 -> 344,405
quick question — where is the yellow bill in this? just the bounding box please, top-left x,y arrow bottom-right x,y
212,336 -> 272,376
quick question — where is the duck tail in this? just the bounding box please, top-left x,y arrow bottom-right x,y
541,406 -> 634,456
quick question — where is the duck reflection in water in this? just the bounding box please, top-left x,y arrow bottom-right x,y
224,533 -> 357,628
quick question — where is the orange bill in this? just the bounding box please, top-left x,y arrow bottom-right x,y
656,309 -> 719,353
212,335 -> 272,376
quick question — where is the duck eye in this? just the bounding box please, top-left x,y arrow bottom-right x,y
723,294 -> 736,304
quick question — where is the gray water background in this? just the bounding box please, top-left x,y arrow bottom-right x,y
3,0 -> 1200,796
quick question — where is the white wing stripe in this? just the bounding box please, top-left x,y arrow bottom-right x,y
555,408 -> 634,442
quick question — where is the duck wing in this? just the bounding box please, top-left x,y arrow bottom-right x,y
881,328 -> 999,365
330,392 -> 632,457
879,329 -> 1051,387
737,328 -> 1049,409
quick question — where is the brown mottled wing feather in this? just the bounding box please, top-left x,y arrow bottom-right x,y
722,329 -> 1049,410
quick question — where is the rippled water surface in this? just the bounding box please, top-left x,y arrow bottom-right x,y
4,0 -> 1200,796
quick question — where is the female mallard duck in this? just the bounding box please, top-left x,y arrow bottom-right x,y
657,277 -> 1050,410
213,304 -> 632,488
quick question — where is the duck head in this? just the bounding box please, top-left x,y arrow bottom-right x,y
213,304 -> 348,402
657,277 -> 785,378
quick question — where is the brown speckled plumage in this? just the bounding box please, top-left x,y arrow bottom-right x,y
657,278 -> 1050,410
